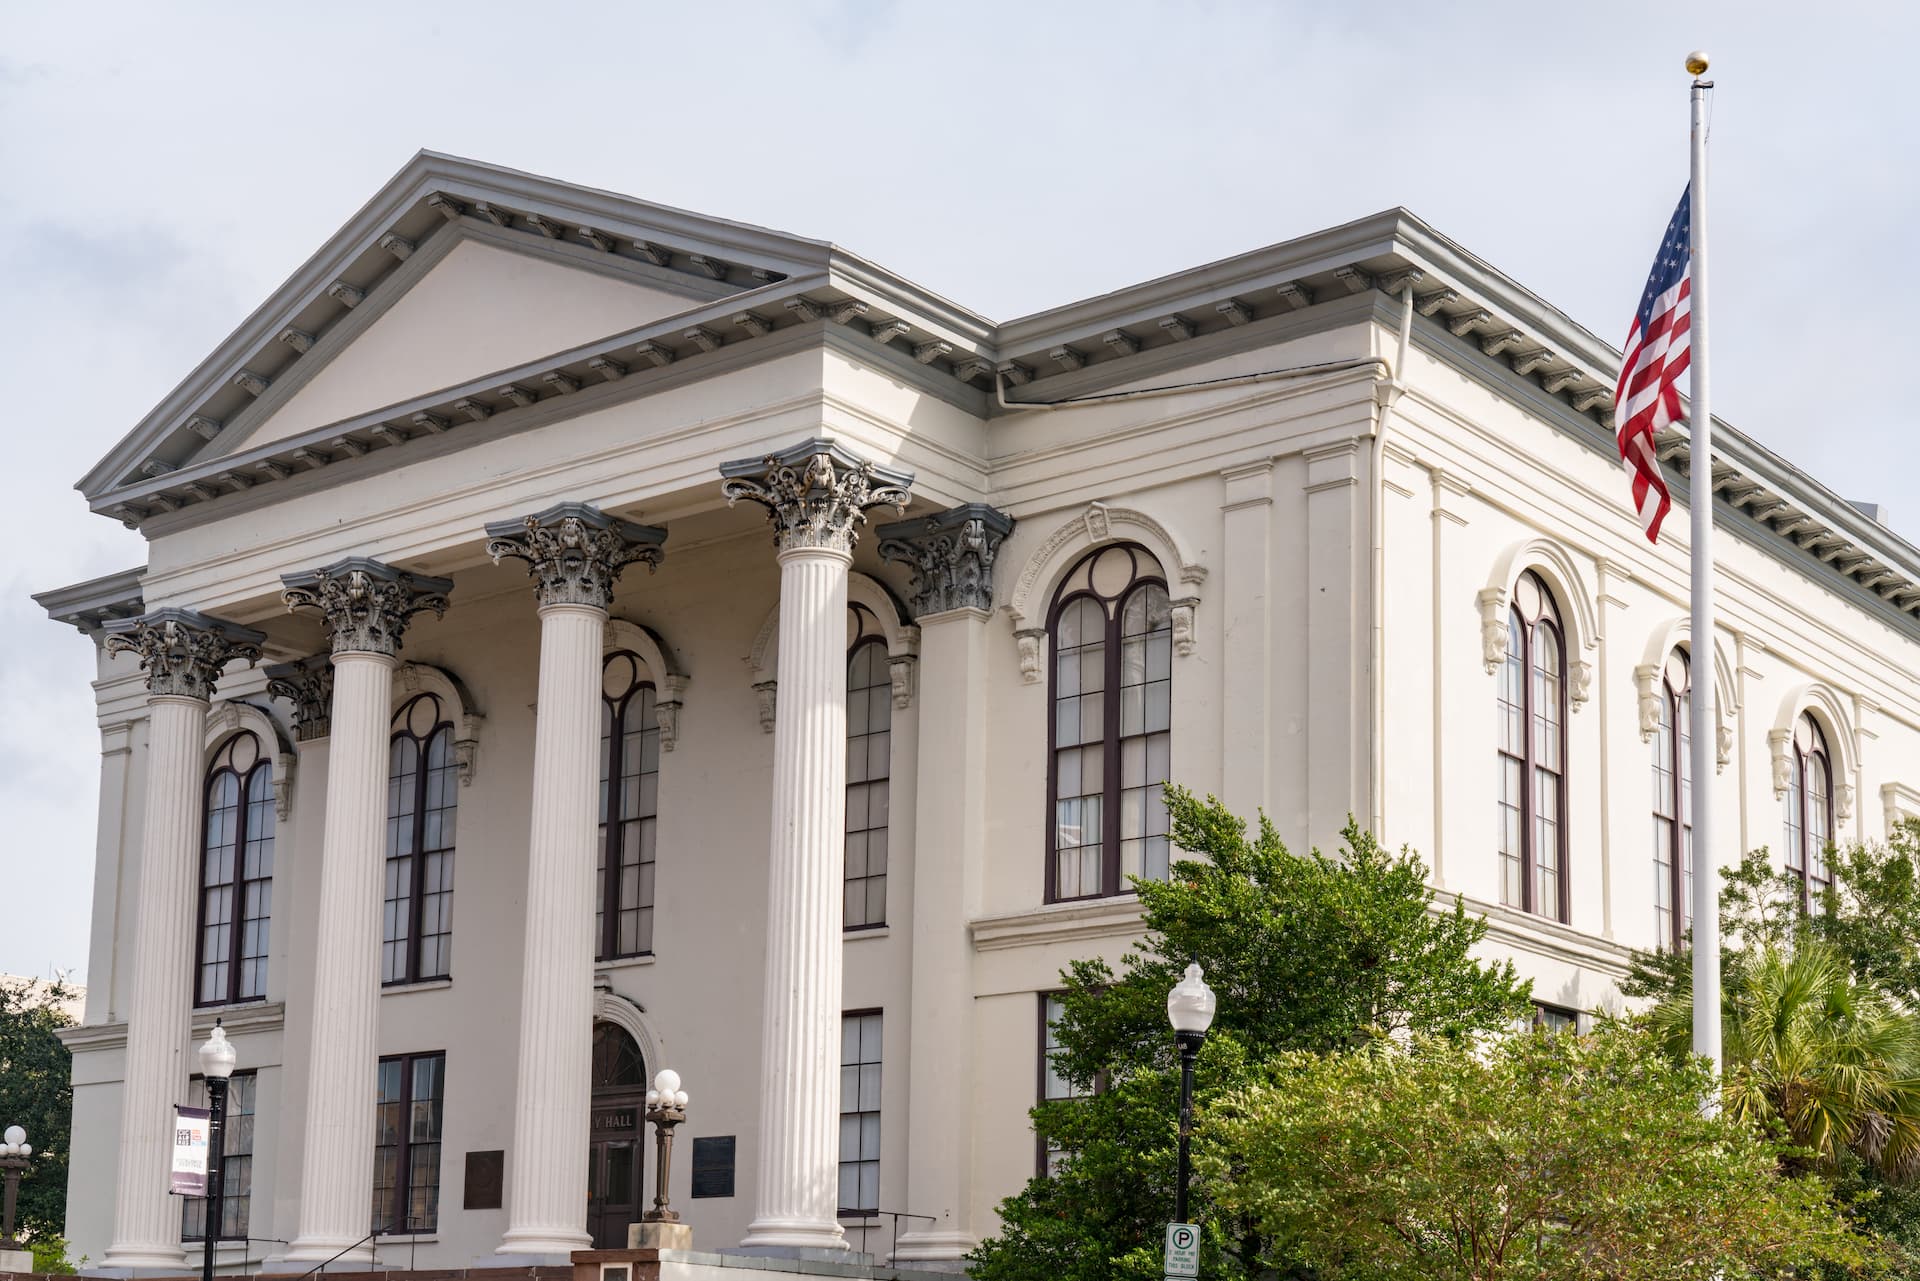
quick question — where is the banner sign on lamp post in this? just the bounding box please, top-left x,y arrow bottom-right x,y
170,1105 -> 210,1197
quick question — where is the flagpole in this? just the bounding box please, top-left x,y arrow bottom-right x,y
1685,51 -> 1722,1090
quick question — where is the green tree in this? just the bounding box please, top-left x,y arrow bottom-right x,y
1623,824 -> 1920,1011
1198,1024 -> 1879,1281
0,976 -> 75,1242
1647,943 -> 1920,1181
969,790 -> 1532,1281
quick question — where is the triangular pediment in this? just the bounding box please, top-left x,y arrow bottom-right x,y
82,150 -> 833,499
208,236 -> 719,458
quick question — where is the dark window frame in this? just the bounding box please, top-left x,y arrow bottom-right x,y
1044,544 -> 1173,904
194,733 -> 275,1008
1785,712 -> 1835,913
1652,650 -> 1694,952
1496,571 -> 1571,924
599,652 -> 660,961
373,1050 -> 446,1236
1035,992 -> 1098,1176
837,1008 -> 883,1219
385,696 -> 456,986
845,632 -> 892,931
180,1069 -> 258,1243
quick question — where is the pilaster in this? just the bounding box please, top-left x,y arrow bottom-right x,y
1218,462 -> 1273,819
1302,440 -> 1366,845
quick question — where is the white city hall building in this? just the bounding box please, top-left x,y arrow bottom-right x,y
37,152 -> 1920,1274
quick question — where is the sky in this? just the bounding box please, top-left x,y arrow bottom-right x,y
2,1 -> 1915,982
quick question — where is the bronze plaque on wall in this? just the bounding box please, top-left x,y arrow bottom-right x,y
464,1149 -> 505,1210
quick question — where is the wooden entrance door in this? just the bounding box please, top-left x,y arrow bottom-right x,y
587,1022 -> 647,1249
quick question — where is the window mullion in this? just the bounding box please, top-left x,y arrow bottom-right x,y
1520,622 -> 1537,916
1102,607 -> 1123,897
227,770 -> 250,1005
409,746 -> 429,984
604,699 -> 625,961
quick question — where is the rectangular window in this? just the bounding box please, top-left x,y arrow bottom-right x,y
838,1012 -> 882,1216
1037,995 -> 1088,1175
372,1052 -> 446,1234
1532,1003 -> 1579,1033
845,643 -> 891,929
181,1071 -> 256,1242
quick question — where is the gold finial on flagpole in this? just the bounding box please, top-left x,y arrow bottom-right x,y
1685,50 -> 1710,76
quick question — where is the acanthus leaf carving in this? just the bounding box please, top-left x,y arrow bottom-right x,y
1014,628 -> 1048,685
280,558 -> 452,658
485,502 -> 667,611
1476,588 -> 1509,674
1633,664 -> 1663,740
875,504 -> 1015,618
888,655 -> 917,710
1569,658 -> 1592,711
752,680 -> 778,733
264,654 -> 335,741
719,438 -> 913,556
102,608 -> 266,702
1768,728 -> 1794,798
1170,598 -> 1199,659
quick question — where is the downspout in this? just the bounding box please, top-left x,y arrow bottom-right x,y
994,356 -> 1391,412
1372,282 -> 1417,838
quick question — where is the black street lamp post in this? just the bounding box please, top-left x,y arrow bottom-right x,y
1165,962 -> 1216,1227
197,1021 -> 237,1281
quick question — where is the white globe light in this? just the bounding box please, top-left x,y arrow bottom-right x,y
16,1144 -> 28,1157
198,1024 -> 237,1080
2,1126 -> 22,1147
653,1068 -> 681,1096
674,1090 -> 688,1108
646,1090 -> 660,1107
1166,961 -> 1217,1036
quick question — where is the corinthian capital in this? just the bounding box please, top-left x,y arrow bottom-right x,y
719,437 -> 912,556
280,557 -> 453,657
102,608 -> 266,702
484,502 -> 667,610
265,654 -> 334,741
876,503 -> 1015,618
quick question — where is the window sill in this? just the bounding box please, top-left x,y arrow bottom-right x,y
844,926 -> 891,941
596,953 -> 657,974
969,895 -> 1144,952
381,978 -> 453,996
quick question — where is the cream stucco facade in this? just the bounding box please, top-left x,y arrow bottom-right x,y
37,152 -> 1920,1273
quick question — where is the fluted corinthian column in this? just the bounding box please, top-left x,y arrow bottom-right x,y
279,559 -> 450,1263
877,505 -> 1014,1264
485,504 -> 666,1258
100,610 -> 264,1269
722,439 -> 911,1252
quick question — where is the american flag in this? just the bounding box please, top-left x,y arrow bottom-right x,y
1614,187 -> 1692,543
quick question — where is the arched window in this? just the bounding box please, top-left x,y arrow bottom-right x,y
1785,712 -> 1834,912
197,732 -> 273,1006
846,605 -> 891,930
1047,543 -> 1172,902
1496,570 -> 1568,922
385,693 -> 456,984
600,652 -> 659,960
1651,650 -> 1693,950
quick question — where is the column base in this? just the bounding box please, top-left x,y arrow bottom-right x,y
891,1229 -> 977,1265
281,1234 -> 375,1265
497,1225 -> 593,1257
100,1243 -> 188,1270
729,1246 -> 868,1265
736,1215 -> 849,1254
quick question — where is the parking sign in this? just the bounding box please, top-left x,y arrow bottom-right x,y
1164,1222 -> 1199,1277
